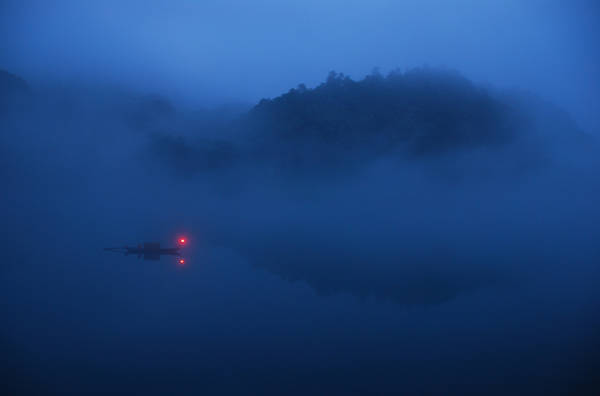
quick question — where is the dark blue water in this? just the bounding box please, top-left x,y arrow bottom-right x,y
2,160 -> 599,395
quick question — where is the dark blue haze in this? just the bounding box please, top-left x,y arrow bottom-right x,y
1,1 -> 599,395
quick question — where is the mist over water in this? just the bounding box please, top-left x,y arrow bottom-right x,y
1,2 -> 600,395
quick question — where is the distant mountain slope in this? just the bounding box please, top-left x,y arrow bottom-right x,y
0,69 -> 30,112
0,70 -> 29,95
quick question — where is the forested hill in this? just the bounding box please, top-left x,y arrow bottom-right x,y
243,68 -> 522,155
1,67 -> 593,177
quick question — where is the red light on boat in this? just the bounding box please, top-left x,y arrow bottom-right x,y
178,237 -> 187,245
178,258 -> 185,265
